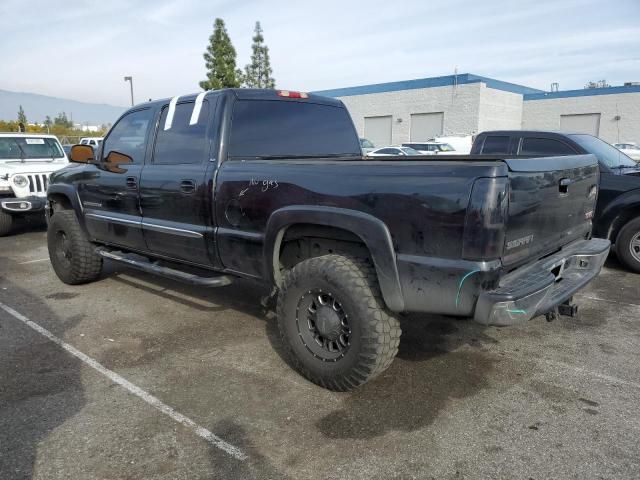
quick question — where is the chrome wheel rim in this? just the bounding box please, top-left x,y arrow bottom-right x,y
630,231 -> 640,263
296,289 -> 351,362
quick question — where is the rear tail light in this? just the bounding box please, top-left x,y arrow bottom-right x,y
277,90 -> 308,99
462,177 -> 509,260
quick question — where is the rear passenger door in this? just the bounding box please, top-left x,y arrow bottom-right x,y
139,96 -> 217,266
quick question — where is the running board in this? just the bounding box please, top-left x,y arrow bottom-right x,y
96,248 -> 233,287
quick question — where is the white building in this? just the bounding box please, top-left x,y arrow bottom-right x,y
312,73 -> 640,147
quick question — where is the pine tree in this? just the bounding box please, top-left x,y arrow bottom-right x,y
17,105 -> 27,124
199,18 -> 242,90
243,22 -> 275,88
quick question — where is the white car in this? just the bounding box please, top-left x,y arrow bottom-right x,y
367,146 -> 421,157
359,138 -> 376,155
432,135 -> 473,154
613,142 -> 640,162
0,133 -> 69,236
80,137 -> 103,148
402,142 -> 456,155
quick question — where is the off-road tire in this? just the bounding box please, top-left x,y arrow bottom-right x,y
0,210 -> 13,237
616,217 -> 640,273
277,254 -> 401,391
48,210 -> 103,284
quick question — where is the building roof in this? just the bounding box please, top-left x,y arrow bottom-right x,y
313,73 -> 640,101
312,73 -> 544,97
523,84 -> 640,101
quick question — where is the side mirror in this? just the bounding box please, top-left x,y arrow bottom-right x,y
69,144 -> 95,163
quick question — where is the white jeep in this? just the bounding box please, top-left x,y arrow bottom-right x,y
0,133 -> 69,236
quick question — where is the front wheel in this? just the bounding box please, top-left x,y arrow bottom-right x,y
47,210 -> 103,284
277,254 -> 401,391
616,217 -> 640,273
0,210 -> 13,236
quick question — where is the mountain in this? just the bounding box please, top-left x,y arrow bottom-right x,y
0,89 -> 127,126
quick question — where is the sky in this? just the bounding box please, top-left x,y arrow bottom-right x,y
1,0 -> 639,107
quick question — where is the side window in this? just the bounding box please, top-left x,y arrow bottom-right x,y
520,138 -> 575,156
153,101 -> 210,165
377,148 -> 395,154
102,108 -> 153,164
481,136 -> 510,154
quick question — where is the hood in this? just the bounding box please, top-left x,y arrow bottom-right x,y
0,159 -> 69,174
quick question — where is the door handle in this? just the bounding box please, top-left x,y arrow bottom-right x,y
126,176 -> 137,189
180,179 -> 196,194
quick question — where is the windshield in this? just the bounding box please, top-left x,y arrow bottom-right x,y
0,137 -> 64,160
438,143 -> 455,152
360,138 -> 374,148
400,147 -> 421,155
568,134 -> 637,169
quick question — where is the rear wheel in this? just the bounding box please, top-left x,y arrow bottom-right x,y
616,217 -> 640,273
0,210 -> 13,236
47,210 -> 103,284
277,254 -> 401,391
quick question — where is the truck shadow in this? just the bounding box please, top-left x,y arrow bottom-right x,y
106,266 -> 499,441
0,269 -> 86,479
314,314 -> 499,439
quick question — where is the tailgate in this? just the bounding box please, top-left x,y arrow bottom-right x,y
502,154 -> 599,267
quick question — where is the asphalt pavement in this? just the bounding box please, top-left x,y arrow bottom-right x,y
1,223 -> 639,479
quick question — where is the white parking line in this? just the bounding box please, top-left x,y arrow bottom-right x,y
578,294 -> 640,308
18,258 -> 50,264
541,358 -> 640,390
0,301 -> 247,461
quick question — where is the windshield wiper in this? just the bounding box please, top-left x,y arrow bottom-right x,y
15,142 -> 27,163
611,164 -> 639,170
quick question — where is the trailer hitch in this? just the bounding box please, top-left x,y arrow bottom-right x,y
545,298 -> 579,322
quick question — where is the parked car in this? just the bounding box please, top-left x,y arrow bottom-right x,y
367,146 -> 421,156
0,133 -> 69,236
46,89 -> 608,391
471,130 -> 640,272
79,137 -> 103,148
402,142 -> 456,154
359,138 -> 376,155
613,142 -> 640,162
433,135 -> 473,154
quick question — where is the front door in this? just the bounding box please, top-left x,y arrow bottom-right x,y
78,107 -> 154,251
139,97 -> 216,266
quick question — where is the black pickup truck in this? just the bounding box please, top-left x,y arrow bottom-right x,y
472,131 -> 640,273
46,89 -> 609,391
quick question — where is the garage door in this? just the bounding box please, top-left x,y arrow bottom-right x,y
560,113 -> 601,136
364,116 -> 392,147
410,112 -> 444,141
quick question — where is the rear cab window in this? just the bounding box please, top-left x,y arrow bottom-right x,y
481,136 -> 510,154
228,100 -> 360,159
519,138 -> 575,155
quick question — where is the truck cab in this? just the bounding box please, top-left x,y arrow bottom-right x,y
0,133 -> 68,235
471,131 -> 640,272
